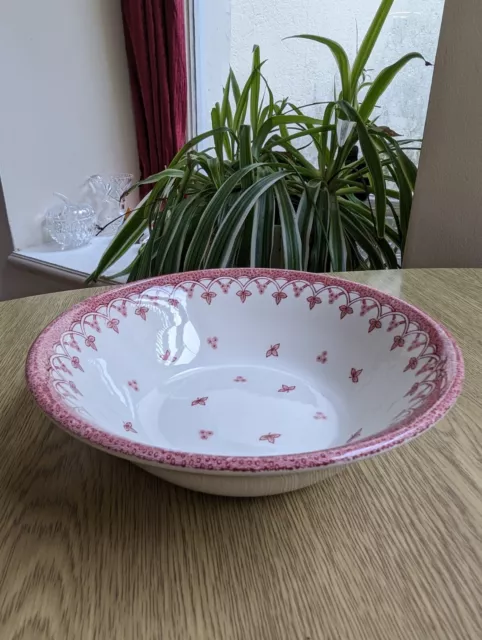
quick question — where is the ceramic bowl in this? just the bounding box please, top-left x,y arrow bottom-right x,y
26,269 -> 463,497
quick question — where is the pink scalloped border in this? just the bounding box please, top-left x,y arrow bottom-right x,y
26,268 -> 464,473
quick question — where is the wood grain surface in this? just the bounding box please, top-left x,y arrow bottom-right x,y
0,269 -> 480,640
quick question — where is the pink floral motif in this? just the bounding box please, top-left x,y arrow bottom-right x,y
58,361 -> 72,376
387,315 -> 404,332
84,316 -> 101,333
168,298 -> 180,308
408,335 -> 426,352
360,299 -> 377,317
160,351 -> 177,363
135,306 -> 149,321
350,368 -> 363,383
199,430 -> 214,440
272,291 -> 288,305
234,376 -> 247,382
417,359 -> 437,376
405,383 -> 420,397
106,318 -> 120,333
69,381 -> 82,396
292,283 -> 307,298
391,335 -> 405,351
236,289 -> 252,303
85,335 -> 97,351
314,411 -> 327,420
347,428 -> 362,444
316,351 -> 328,364
191,397 -> 208,406
207,336 -> 218,349
368,318 -> 382,333
123,421 -> 137,433
259,432 -> 281,444
306,295 -> 322,310
220,281 -> 232,294
128,380 -> 139,391
112,300 -> 128,317
71,356 -> 84,372
65,336 -> 80,352
201,291 -> 217,305
404,357 -> 419,372
328,289 -> 343,304
278,384 -> 296,393
266,343 -> 280,358
339,305 -> 354,319
256,280 -> 269,294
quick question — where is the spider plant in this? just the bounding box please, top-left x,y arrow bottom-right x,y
87,0 -> 430,283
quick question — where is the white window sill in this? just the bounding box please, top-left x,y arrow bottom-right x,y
8,237 -> 139,286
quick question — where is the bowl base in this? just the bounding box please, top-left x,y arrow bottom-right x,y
136,461 -> 342,497
148,364 -> 343,456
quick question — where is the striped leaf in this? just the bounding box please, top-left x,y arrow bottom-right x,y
351,0 -> 394,94
289,35 -> 351,101
204,172 -> 288,268
338,100 -> 386,238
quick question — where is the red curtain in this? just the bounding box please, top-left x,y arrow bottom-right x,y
121,0 -> 187,196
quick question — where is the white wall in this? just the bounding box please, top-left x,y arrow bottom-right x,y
0,0 -> 139,249
404,0 -> 482,267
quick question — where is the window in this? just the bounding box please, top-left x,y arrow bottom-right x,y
193,0 -> 445,152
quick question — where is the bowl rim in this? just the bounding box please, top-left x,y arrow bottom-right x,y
26,268 -> 464,473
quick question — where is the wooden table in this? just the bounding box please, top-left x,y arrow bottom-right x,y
0,269 -> 480,640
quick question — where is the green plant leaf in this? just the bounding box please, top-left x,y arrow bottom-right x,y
85,190 -> 157,283
385,136 -> 418,190
183,164 -> 263,270
265,124 -> 334,150
339,203 -> 384,269
338,100 -> 386,237
351,0 -> 394,94
387,161 -> 412,253
239,124 -> 254,189
360,53 -> 427,120
297,182 -> 320,270
230,68 -> 241,105
124,169 -> 184,195
106,253 -> 142,281
327,191 -> 347,271
250,175 -> 275,266
169,127 -> 232,167
204,172 -> 288,268
375,235 -> 399,269
253,114 -> 323,157
233,61 -> 266,133
211,104 -> 226,172
289,35 -> 351,101
273,180 -> 303,270
250,45 -> 261,136
320,102 -> 335,172
154,193 -> 204,274
220,74 -> 232,125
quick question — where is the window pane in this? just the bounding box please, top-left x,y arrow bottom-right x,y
229,0 -> 444,142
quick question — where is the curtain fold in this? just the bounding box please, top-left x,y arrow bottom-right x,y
121,0 -> 187,196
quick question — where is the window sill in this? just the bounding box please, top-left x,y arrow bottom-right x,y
8,237 -> 139,286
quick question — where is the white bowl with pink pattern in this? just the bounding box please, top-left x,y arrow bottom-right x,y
26,269 -> 463,497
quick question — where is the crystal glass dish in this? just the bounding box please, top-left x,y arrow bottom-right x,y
45,197 -> 96,250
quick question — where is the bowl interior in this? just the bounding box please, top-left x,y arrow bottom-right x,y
31,272 -> 460,459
